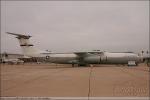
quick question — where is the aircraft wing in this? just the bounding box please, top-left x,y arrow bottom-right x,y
74,52 -> 89,57
88,51 -> 104,55
75,51 -> 104,56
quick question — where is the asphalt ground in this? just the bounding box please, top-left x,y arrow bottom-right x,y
0,63 -> 149,97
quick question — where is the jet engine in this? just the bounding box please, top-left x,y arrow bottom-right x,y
83,55 -> 100,64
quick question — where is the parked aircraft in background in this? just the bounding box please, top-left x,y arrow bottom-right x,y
7,32 -> 143,66
1,57 -> 24,64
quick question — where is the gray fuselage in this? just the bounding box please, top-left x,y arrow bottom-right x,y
31,52 -> 142,65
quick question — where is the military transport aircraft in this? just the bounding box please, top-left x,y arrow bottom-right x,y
7,32 -> 143,66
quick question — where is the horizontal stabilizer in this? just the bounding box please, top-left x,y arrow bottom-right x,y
6,32 -> 31,39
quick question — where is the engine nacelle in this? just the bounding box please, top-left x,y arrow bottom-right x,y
83,55 -> 100,64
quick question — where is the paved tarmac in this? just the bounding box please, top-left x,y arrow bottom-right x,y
1,63 -> 149,97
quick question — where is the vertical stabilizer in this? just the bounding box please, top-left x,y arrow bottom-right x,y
7,32 -> 40,57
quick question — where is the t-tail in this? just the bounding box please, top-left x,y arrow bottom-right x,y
7,32 -> 41,57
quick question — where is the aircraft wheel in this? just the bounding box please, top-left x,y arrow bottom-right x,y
135,63 -> 138,66
79,63 -> 87,67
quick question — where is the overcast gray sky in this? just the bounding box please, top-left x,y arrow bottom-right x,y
1,1 -> 149,54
